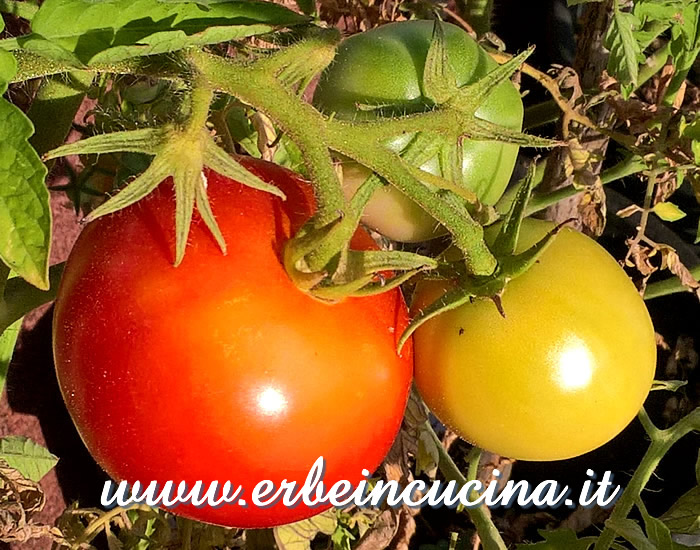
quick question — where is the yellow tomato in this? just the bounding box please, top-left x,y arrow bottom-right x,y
413,219 -> 657,461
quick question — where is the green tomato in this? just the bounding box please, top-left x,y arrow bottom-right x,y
412,219 -> 657,461
313,20 -> 524,242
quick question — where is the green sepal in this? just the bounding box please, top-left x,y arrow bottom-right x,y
398,285 -> 475,352
202,137 -> 285,199
172,151 -> 200,266
283,217 -> 341,291
497,224 -> 560,280
44,128 -> 163,158
83,153 -> 171,222
45,125 -> 285,266
451,46 -> 534,114
423,19 -> 459,105
314,249 -> 437,301
469,118 -> 562,148
265,28 -> 340,93
492,161 -> 537,256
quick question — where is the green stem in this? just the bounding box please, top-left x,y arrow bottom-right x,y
593,408 -> 700,550
426,423 -> 507,550
0,263 -> 64,335
524,154 -> 647,216
183,74 -> 214,135
0,0 -> 38,20
644,264 -> 700,300
462,0 -> 493,35
187,49 -> 344,226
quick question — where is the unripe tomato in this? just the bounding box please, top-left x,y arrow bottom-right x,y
53,158 -> 413,527
313,20 -> 524,242
413,219 -> 656,461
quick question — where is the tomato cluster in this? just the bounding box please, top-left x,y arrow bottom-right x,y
52,19 -> 657,531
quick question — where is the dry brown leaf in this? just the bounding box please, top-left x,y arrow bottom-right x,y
617,204 -> 643,218
354,509 -> 399,550
578,184 -> 607,236
0,461 -> 61,545
625,241 -> 656,281
658,244 -> 700,297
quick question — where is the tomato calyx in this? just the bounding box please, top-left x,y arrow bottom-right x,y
44,76 -> 285,266
283,200 -> 437,302
398,163 -> 564,351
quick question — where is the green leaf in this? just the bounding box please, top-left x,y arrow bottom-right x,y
566,0 -> 603,5
515,528 -> 597,549
607,518 -> 657,550
273,510 -> 337,550
681,117 -> 700,164
14,34 -> 84,67
0,317 -> 22,396
634,0 -> 684,23
0,436 -> 58,481
651,379 -> 687,392
638,498 -> 675,550
653,202 -> 686,222
30,0 -> 310,64
0,98 -> 50,290
660,486 -> 700,536
604,0 -> 643,95
0,48 -> 16,94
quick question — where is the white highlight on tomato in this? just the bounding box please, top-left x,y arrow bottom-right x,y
257,386 -> 288,416
555,337 -> 594,391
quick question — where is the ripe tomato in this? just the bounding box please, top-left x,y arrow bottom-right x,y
412,219 -> 656,461
313,20 -> 524,242
53,157 -> 413,527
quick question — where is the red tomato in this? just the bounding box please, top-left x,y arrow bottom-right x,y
53,157 -> 413,528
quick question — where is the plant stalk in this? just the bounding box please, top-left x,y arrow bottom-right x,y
426,423 -> 507,550
593,408 -> 700,550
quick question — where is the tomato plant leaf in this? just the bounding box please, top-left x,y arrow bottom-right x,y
660,486 -> 700,537
14,34 -> 85,67
664,1 -> 700,104
273,509 -> 337,550
0,436 -> 58,481
604,0 -> 643,97
651,379 -> 687,392
29,0 -> 310,64
606,518 -> 658,550
653,202 -> 687,222
637,498 -> 675,550
0,98 -> 50,290
0,317 -> 21,396
0,47 -> 16,94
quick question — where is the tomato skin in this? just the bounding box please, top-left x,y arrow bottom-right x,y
313,20 -> 524,242
413,219 -> 656,461
53,158 -> 413,528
